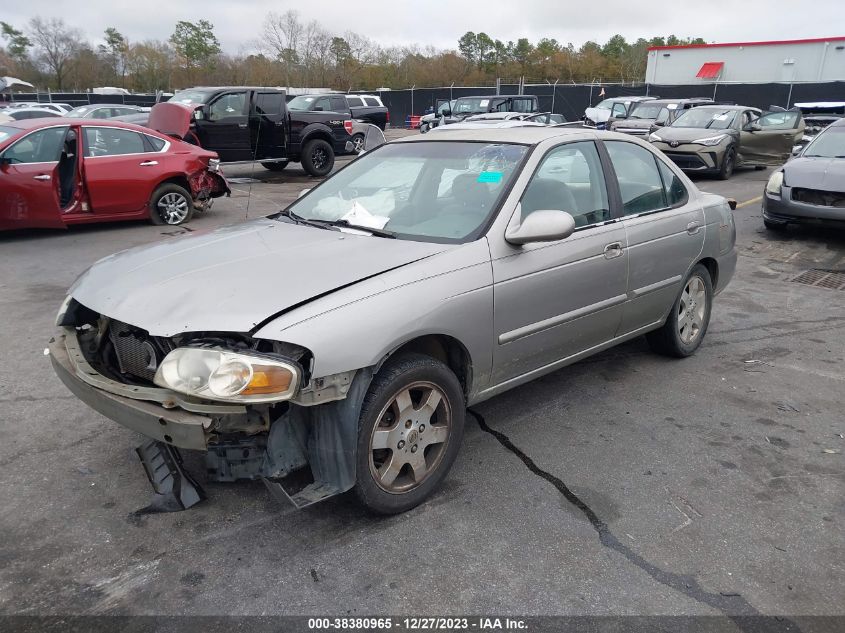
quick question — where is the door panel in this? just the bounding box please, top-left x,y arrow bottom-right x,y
82,127 -> 158,215
0,126 -> 68,229
492,223 -> 628,383
251,91 -> 287,159
604,140 -> 705,334
198,91 -> 251,162
491,140 -> 627,385
740,111 -> 804,165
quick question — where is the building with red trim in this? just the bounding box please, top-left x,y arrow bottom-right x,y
645,37 -> 845,84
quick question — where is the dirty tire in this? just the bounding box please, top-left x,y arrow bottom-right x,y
261,160 -> 289,172
718,146 -> 735,180
301,139 -> 334,177
149,183 -> 193,226
647,263 -> 713,358
351,134 -> 365,154
354,353 -> 465,515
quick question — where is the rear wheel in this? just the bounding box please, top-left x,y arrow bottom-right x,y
351,134 -> 365,153
261,160 -> 289,172
301,139 -> 334,177
647,264 -> 713,358
354,354 -> 465,514
149,184 -> 193,226
718,146 -> 735,180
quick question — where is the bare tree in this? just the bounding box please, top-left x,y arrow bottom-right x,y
262,10 -> 303,85
28,17 -> 82,89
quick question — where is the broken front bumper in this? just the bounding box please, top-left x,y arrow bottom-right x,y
49,329 -> 215,451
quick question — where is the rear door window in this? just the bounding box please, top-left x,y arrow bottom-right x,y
330,96 -> 348,111
84,127 -> 147,156
255,92 -> 284,115
605,141 -> 667,216
364,97 -> 380,106
346,96 -> 364,107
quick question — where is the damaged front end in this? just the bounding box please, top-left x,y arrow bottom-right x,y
49,300 -> 369,511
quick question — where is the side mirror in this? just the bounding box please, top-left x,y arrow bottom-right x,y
791,145 -> 803,157
653,120 -> 665,127
194,107 -> 205,121
298,188 -> 311,199
505,208 -> 576,245
363,124 -> 386,152
441,108 -> 451,117
746,123 -> 762,132
313,106 -> 324,112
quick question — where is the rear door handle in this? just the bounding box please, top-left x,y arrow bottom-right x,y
139,160 -> 158,166
238,123 -> 248,128
686,221 -> 702,234
33,174 -> 51,181
604,242 -> 624,259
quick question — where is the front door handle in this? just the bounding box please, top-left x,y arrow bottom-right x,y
604,242 -> 624,259
238,123 -> 248,128
33,174 -> 51,181
139,160 -> 158,166
686,220 -> 702,234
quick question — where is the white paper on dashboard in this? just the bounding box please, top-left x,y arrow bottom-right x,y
340,201 -> 390,230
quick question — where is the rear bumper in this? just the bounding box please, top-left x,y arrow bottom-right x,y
763,188 -> 845,224
48,330 -> 213,451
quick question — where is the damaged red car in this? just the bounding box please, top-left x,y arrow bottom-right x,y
0,118 -> 229,230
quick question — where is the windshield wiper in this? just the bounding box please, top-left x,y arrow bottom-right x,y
276,209 -> 335,231
310,218 -> 396,238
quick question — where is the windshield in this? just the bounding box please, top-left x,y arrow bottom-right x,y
671,108 -> 737,130
453,98 -> 494,114
594,99 -> 618,111
802,126 -> 845,158
629,104 -> 665,120
282,141 -> 528,243
171,90 -> 215,105
287,96 -> 317,111
65,106 -> 94,117
0,125 -> 17,143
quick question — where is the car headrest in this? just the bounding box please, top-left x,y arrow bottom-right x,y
451,173 -> 494,207
521,178 -> 577,216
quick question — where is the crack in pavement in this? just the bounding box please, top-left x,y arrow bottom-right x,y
467,409 -> 800,633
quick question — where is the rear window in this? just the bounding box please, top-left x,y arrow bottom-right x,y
145,134 -> 166,151
364,97 -> 380,107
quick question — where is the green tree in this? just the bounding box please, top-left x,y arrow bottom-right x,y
170,20 -> 221,77
98,27 -> 128,86
512,38 -> 533,73
1,22 -> 31,63
457,31 -> 478,66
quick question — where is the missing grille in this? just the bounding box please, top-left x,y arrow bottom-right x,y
790,269 -> 845,290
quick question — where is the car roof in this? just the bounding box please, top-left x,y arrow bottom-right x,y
692,104 -> 754,111
1,117 -> 163,133
397,126 -> 597,145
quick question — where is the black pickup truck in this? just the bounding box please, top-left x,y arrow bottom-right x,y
288,93 -> 389,130
160,87 -> 353,176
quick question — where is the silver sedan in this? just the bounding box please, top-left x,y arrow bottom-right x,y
50,126 -> 737,514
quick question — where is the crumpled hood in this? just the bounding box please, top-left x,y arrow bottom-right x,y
69,219 -> 451,337
652,126 -> 737,143
784,157 -> 845,191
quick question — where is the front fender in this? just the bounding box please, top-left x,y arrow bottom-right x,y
253,239 -> 494,398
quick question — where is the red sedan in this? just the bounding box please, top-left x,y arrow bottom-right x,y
0,118 -> 229,230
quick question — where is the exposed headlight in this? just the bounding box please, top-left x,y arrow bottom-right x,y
55,295 -> 73,326
766,170 -> 784,196
648,132 -> 663,142
692,134 -> 727,146
154,347 -> 300,403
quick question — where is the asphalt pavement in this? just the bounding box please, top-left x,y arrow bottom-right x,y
0,134 -> 843,622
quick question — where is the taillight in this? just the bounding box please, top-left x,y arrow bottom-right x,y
386,110 -> 390,122
343,120 -> 353,135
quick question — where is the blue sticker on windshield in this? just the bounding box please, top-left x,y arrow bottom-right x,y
477,171 -> 503,184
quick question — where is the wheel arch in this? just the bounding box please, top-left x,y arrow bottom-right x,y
381,334 -> 473,399
301,127 -> 334,148
697,256 -> 719,289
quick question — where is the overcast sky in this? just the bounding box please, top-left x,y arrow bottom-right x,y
5,1 -> 845,53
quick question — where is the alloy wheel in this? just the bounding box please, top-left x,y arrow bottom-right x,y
312,148 -> 327,169
157,192 -> 190,224
678,276 -> 707,344
368,381 -> 451,494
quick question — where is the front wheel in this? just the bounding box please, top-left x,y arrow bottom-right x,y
718,147 -> 735,180
149,183 -> 193,226
301,139 -> 334,177
354,354 -> 465,514
646,264 -> 713,358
